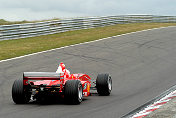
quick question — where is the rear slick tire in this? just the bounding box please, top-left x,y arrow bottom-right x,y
12,79 -> 31,104
64,80 -> 83,104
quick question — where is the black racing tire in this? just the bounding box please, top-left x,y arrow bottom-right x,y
64,80 -> 83,104
12,79 -> 31,104
96,73 -> 112,96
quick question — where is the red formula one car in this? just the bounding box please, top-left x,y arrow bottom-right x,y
12,62 -> 112,104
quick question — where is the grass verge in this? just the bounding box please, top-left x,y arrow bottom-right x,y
0,18 -> 60,25
0,23 -> 176,60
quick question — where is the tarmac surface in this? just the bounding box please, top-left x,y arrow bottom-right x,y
1,26 -> 176,118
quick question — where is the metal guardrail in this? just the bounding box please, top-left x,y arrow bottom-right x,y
1,15 -> 176,41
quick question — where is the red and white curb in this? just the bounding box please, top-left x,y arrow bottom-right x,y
131,90 -> 176,118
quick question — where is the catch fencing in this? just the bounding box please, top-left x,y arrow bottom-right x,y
1,15 -> 176,41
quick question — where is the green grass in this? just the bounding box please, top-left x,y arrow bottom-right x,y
0,23 -> 176,60
0,18 -> 60,25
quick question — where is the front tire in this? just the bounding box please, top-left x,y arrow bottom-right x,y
96,73 -> 112,96
12,79 -> 31,104
64,80 -> 83,104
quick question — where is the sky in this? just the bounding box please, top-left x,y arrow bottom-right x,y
0,0 -> 176,21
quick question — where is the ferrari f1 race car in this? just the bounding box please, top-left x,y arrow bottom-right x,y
12,62 -> 112,104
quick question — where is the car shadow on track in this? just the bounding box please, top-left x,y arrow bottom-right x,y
25,97 -> 91,105
21,93 -> 100,105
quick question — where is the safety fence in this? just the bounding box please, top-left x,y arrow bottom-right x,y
1,15 -> 176,41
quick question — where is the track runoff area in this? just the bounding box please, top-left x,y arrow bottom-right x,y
123,85 -> 176,118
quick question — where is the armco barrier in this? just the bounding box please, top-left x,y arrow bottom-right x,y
0,15 -> 176,41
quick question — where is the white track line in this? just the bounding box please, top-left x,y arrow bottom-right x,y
0,26 -> 175,63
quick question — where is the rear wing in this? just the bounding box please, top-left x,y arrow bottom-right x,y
23,72 -> 64,80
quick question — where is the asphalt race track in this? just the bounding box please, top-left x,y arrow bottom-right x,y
1,27 -> 176,118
